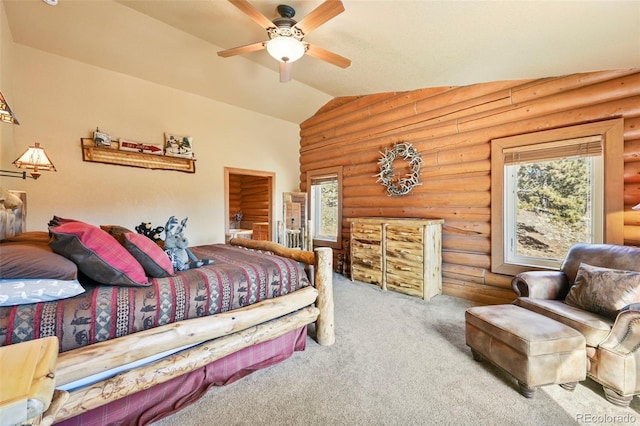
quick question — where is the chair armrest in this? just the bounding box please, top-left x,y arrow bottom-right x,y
511,271 -> 570,299
599,309 -> 640,355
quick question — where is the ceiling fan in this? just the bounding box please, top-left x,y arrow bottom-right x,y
217,0 -> 351,83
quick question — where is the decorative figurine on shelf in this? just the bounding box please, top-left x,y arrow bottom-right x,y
93,127 -> 112,148
164,216 -> 213,271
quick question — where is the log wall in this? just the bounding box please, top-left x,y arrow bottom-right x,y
228,174 -> 270,227
299,69 -> 640,305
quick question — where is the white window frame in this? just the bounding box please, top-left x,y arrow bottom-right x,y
490,119 -> 624,276
310,182 -> 334,241
306,166 -> 343,250
503,154 -> 603,270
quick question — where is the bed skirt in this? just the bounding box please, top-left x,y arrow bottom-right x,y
57,326 -> 308,426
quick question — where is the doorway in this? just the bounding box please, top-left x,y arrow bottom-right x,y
224,167 -> 275,241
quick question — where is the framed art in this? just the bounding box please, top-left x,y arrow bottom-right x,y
164,133 -> 194,159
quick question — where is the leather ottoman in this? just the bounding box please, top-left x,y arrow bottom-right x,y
465,304 -> 586,398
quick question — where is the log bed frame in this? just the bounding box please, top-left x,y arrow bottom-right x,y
0,191 -> 334,425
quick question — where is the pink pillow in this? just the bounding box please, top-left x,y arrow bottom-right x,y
122,232 -> 174,277
49,221 -> 149,286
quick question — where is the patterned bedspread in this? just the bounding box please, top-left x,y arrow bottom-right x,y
0,244 -> 310,352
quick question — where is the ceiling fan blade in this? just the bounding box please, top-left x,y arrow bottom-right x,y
305,44 -> 351,68
217,41 -> 266,58
279,62 -> 292,83
228,0 -> 275,29
294,0 -> 344,35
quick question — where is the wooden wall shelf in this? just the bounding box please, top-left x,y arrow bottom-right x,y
81,138 -> 196,173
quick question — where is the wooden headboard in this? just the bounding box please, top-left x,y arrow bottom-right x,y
0,189 -> 26,240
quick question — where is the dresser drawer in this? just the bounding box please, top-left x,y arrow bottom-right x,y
351,242 -> 381,269
386,225 -> 423,244
386,257 -> 424,281
351,264 -> 382,286
351,223 -> 382,241
386,272 -> 423,298
352,250 -> 381,266
352,238 -> 381,254
386,240 -> 423,263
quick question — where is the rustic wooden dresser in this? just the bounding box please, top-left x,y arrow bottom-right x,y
349,218 -> 444,300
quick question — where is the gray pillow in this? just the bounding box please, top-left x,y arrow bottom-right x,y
0,243 -> 78,280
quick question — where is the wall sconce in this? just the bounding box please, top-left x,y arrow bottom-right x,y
633,203 -> 640,211
0,90 -> 19,125
0,143 -> 56,180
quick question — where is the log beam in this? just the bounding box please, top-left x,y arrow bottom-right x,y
229,237 -> 315,265
56,286 -> 318,386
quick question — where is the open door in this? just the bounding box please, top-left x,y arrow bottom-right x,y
224,167 -> 275,242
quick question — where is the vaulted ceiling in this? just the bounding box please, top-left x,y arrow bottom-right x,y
4,0 -> 640,123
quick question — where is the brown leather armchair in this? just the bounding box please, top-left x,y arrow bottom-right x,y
512,243 -> 640,407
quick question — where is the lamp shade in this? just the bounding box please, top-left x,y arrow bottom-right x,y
266,37 -> 305,63
0,90 -> 19,125
12,143 -> 56,179
633,203 -> 640,211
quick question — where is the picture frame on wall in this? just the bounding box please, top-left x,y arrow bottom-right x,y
93,128 -> 113,148
164,133 -> 194,159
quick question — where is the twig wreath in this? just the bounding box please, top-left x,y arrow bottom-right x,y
375,142 -> 423,196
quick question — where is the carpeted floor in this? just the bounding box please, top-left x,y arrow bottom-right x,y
152,273 -> 639,426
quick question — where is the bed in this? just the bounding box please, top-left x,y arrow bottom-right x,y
0,189 -> 334,425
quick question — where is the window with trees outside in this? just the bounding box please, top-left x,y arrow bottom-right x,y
307,166 -> 343,249
491,119 -> 624,276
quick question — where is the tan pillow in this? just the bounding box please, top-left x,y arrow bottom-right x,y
1,231 -> 52,245
565,263 -> 640,319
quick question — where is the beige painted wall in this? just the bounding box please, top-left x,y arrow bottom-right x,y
0,11 -> 302,245
0,1 -> 16,166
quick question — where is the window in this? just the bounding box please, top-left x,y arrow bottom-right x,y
491,119 -> 624,276
504,136 -> 603,269
307,166 -> 343,249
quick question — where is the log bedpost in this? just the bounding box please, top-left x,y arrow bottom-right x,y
314,247 -> 335,346
228,238 -> 335,345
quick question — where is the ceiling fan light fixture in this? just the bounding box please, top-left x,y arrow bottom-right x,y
266,36 -> 305,63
